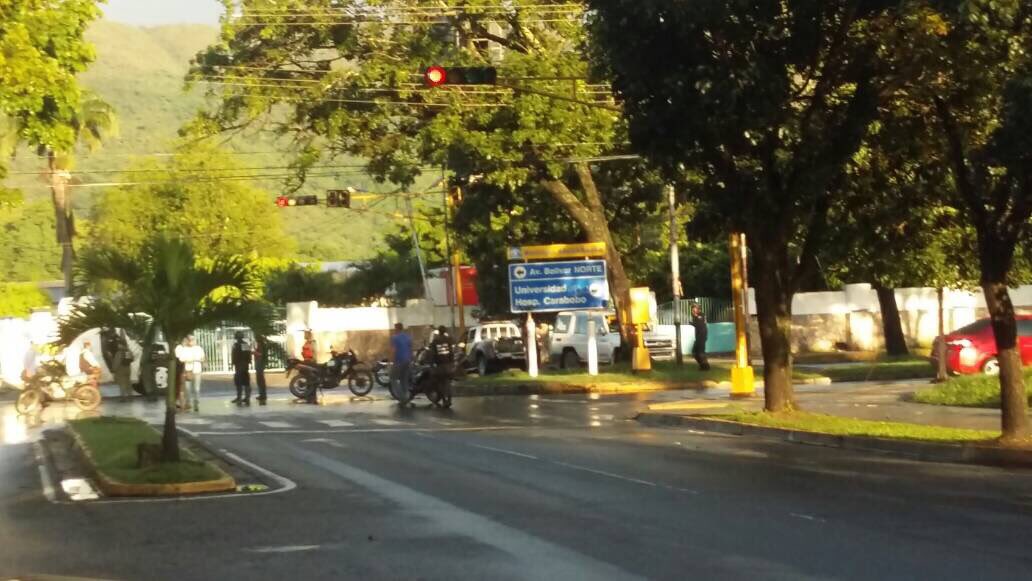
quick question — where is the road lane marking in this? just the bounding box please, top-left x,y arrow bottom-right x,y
789,513 -> 825,523
210,422 -> 242,430
259,421 -> 296,429
319,420 -> 355,427
468,443 -> 539,460
550,460 -> 658,487
302,438 -> 347,448
288,446 -> 644,581
247,545 -> 321,553
429,418 -> 457,426
194,426 -> 518,436
371,418 -> 405,426
176,417 -> 214,425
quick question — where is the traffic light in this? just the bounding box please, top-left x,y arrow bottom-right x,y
296,195 -> 319,206
326,189 -> 352,208
276,195 -> 318,207
275,195 -> 290,208
424,66 -> 497,87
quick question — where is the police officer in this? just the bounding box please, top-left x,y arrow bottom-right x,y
690,304 -> 711,371
429,326 -> 455,407
231,331 -> 252,405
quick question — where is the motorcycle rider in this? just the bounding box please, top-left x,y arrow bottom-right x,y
429,326 -> 455,398
231,331 -> 252,405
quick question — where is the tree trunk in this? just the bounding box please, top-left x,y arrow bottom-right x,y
934,287 -> 948,383
982,281 -> 1029,443
161,355 -> 180,462
48,152 -> 75,293
874,285 -> 909,356
539,172 -> 636,349
750,239 -> 795,411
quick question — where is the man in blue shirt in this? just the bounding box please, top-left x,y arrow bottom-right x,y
389,323 -> 413,403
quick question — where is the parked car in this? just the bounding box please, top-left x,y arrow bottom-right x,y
548,311 -> 676,369
462,321 -> 526,376
933,315 -> 1032,375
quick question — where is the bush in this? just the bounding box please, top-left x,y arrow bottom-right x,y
0,282 -> 50,318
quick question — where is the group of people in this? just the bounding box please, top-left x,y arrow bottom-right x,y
388,323 -> 455,402
171,332 -> 268,411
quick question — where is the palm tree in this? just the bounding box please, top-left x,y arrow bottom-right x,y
57,236 -> 274,462
45,92 -> 119,293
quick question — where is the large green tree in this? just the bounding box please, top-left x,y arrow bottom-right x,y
59,236 -> 275,461
588,1 -> 932,411
918,1 -> 1032,442
188,0 -> 661,342
0,0 -> 103,200
87,145 -> 295,260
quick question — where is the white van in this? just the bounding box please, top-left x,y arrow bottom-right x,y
549,311 -> 621,368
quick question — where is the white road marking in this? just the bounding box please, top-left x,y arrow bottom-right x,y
290,446 -> 643,580
790,513 -> 825,523
210,422 -> 242,430
319,419 -> 355,427
194,426 -> 518,436
247,545 -> 321,553
302,438 -> 347,448
259,421 -> 296,429
551,460 -> 658,487
468,443 -> 539,460
429,418 -> 457,426
371,418 -> 404,426
176,417 -> 213,425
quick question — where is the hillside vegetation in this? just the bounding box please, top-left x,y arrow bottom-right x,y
1,20 -> 396,278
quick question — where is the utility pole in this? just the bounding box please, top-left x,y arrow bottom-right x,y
405,196 -> 433,303
729,232 -> 754,398
667,185 -> 683,366
451,185 -> 466,340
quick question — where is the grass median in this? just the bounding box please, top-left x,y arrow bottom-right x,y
464,362 -> 825,389
799,358 -> 935,383
713,410 -> 999,443
913,368 -> 1032,408
68,416 -> 225,485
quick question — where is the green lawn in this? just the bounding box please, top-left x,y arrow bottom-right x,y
713,410 -> 999,443
801,359 -> 935,383
68,417 -> 225,485
913,368 -> 1032,408
465,362 -> 824,388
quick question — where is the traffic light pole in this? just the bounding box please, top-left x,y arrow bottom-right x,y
668,185 -> 684,366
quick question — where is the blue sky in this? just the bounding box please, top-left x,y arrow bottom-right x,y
103,0 -> 223,26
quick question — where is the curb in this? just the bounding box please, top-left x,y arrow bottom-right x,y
67,421 -> 237,497
636,412 -> 1032,468
455,376 -> 830,397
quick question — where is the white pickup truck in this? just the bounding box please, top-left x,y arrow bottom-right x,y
548,311 -> 676,368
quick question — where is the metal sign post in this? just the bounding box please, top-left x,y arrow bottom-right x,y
526,313 -> 539,378
587,317 -> 598,376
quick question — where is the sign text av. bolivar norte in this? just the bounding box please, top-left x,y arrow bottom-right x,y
508,260 -> 610,313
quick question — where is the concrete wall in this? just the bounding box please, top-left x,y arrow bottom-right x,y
744,283 -> 1032,354
285,299 -> 479,362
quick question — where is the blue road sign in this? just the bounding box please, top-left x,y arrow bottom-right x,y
509,260 -> 609,313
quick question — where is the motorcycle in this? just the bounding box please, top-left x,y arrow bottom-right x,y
286,348 -> 374,399
372,358 -> 392,388
391,348 -> 453,409
16,360 -> 102,415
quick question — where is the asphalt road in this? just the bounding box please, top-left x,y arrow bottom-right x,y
1,387 -> 1031,580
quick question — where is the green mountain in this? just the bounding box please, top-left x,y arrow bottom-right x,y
2,20 -> 396,269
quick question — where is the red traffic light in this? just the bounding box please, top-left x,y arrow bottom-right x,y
275,195 -> 289,207
424,66 -> 447,87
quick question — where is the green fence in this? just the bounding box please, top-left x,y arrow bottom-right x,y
657,297 -> 733,325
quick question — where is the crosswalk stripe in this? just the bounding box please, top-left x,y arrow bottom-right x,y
210,422 -> 242,430
319,420 -> 355,428
371,419 -> 404,426
259,421 -> 296,429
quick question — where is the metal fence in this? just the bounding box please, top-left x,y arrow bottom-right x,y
193,319 -> 288,374
657,297 -> 733,325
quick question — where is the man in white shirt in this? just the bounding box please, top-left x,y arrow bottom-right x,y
175,336 -> 206,412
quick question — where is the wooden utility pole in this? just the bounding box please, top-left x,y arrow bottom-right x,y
668,185 -> 683,366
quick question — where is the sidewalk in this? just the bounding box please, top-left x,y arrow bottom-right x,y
641,381 -> 1012,432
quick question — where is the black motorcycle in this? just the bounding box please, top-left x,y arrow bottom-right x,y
391,348 -> 453,408
372,358 -> 392,388
286,349 -> 374,399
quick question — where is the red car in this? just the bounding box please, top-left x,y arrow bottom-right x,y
934,315 -> 1032,375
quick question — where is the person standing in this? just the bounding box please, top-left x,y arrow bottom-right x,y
429,326 -> 455,397
113,331 -> 135,402
301,329 -> 317,363
389,323 -> 413,403
690,303 -> 711,371
231,332 -> 252,405
78,341 -> 101,389
176,336 -> 205,412
253,336 -> 268,405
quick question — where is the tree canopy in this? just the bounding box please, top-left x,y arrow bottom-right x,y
86,145 -> 295,260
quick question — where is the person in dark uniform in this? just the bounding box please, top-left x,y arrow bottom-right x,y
690,304 -> 711,371
231,331 -> 252,405
429,326 -> 455,397
253,336 -> 268,405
